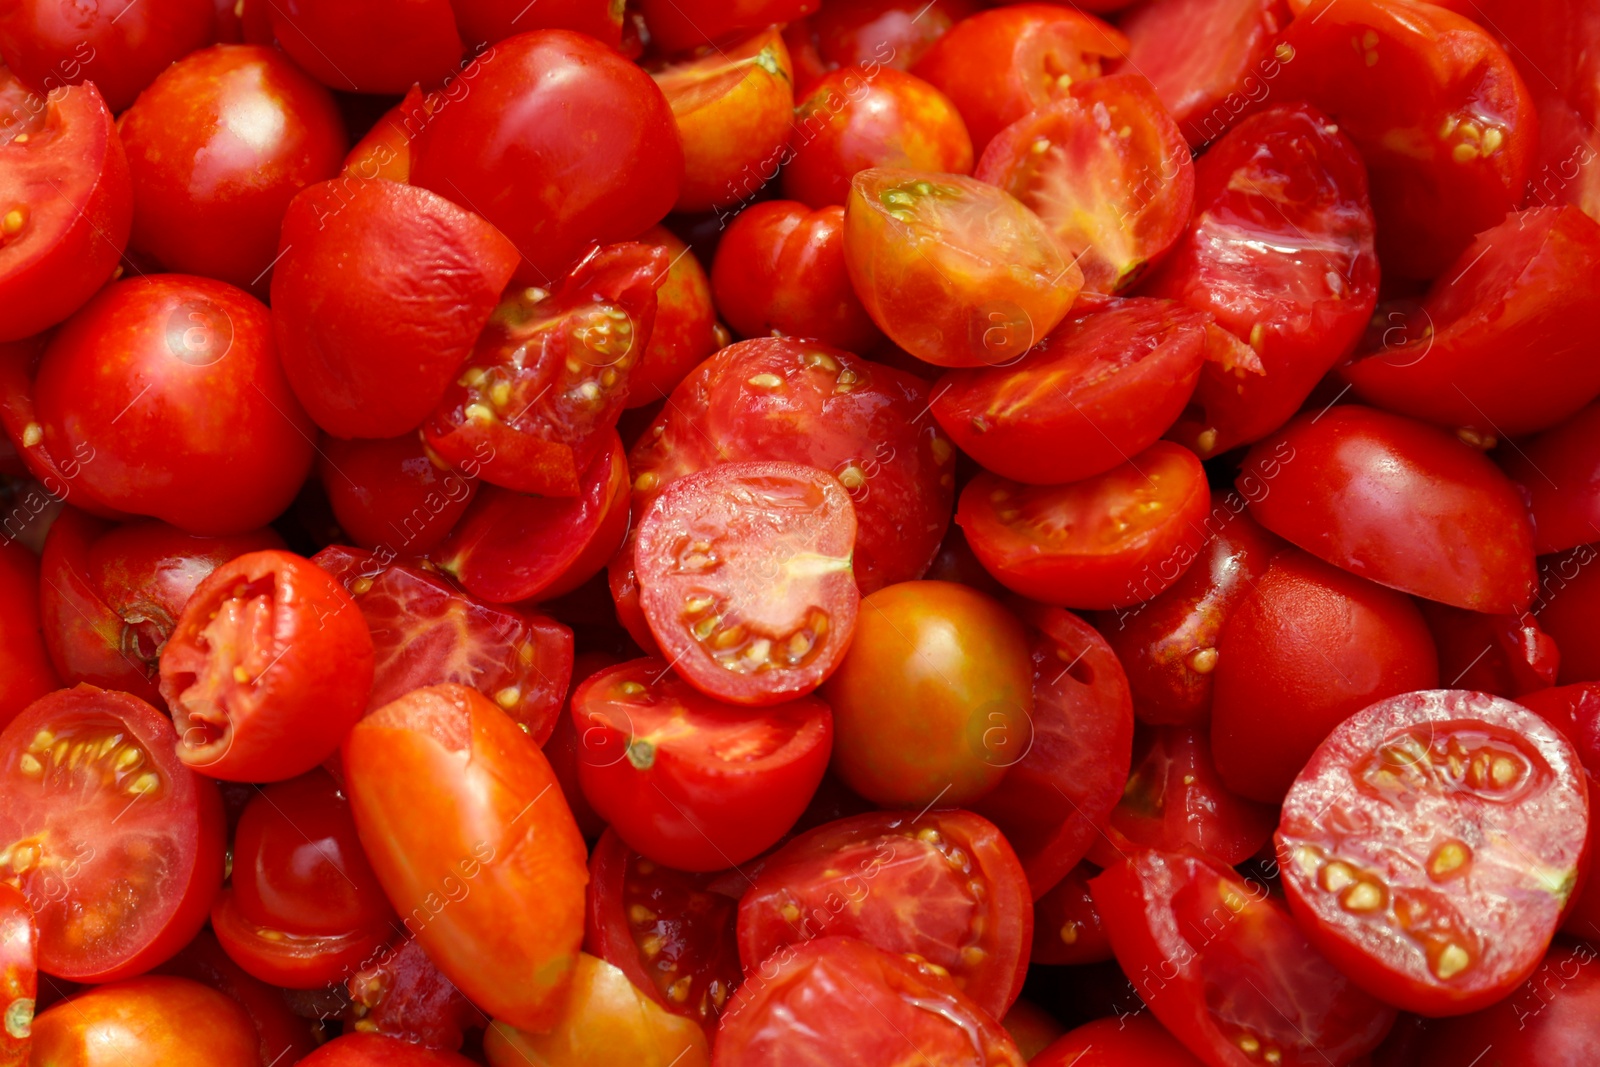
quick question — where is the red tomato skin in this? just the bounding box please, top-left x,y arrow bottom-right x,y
1240,406 -> 1538,614
32,275 -> 316,535
0,538 -> 59,726
117,45 -> 347,292
1414,943 -> 1600,1067
629,225 -> 718,407
0,854 -> 34,1066
1535,545 -> 1600,685
297,1033 -> 477,1067
341,933 -> 483,1051
1033,1015 -> 1207,1067
1503,401 -> 1600,554
639,0 -> 817,55
318,435 -> 477,555
0,336 -> 128,520
28,975 -> 259,1067
272,179 -> 521,440
154,929 -> 321,1067
267,0 -> 463,95
411,30 -> 683,283
1031,863 -> 1111,966
0,78 -> 132,343
710,201 -> 883,354
787,0 -> 981,94
454,0 -> 624,49
1516,683 -> 1600,777
1418,601 -> 1559,698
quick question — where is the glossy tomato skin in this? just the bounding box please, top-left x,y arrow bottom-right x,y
298,1032 -> 477,1067
1414,942 -> 1600,1067
1210,548 -> 1440,803
628,225 -> 718,406
638,0 -> 817,55
1033,1015 -> 1206,1067
28,976 -> 258,1067
1277,691 -> 1589,1016
0,860 -> 34,1065
1502,401 -> 1600,554
1030,862 -> 1111,966
117,45 -> 346,291
411,30 -> 683,284
1418,601 -> 1559,697
266,0 -> 463,95
1240,406 -> 1538,614
343,685 -> 589,1033
338,933 -> 481,1050
710,201 -> 883,353
1536,545 -> 1600,684
454,0 -> 624,50
318,435 -> 477,555
736,809 -> 1033,1019
32,275 -> 315,534
153,929 -> 320,1067
0,76 -> 131,343
786,0 -> 981,94
0,538 -> 59,725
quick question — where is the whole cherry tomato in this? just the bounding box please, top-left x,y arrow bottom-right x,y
28,976 -> 258,1067
454,0 -> 624,50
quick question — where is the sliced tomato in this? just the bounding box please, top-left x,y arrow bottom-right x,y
1418,601 -> 1559,697
1501,400 -> 1600,555
0,883 -> 35,1066
1278,690 -> 1590,1015
344,935 -> 483,1050
1030,862 -> 1111,966
0,685 -> 224,982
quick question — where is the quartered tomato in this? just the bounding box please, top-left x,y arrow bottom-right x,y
1277,690 -> 1590,1015
265,0 -> 463,95
0,538 -> 58,726
1501,400 -> 1600,554
28,976 -> 258,1067
0,685 -> 224,982
1030,862 -> 1111,966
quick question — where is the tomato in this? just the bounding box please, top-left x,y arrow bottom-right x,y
158,550 -> 373,781
1344,206 -> 1600,438
0,883 -> 35,1065
1035,1016 -> 1207,1067
28,976 -> 257,1067
1239,406 -> 1538,614
737,810 -> 1033,1019
1418,602 -> 1559,698
1277,690 -> 1590,1015
1030,862 -> 1110,966
0,685 -> 224,981
0,539 -> 58,725
0,337 -> 127,519
1000,999 -> 1067,1061
484,953 -> 710,1067
843,167 -> 1082,368
931,298 -> 1213,486
628,225 -> 718,407
584,830 -> 742,1035
411,30 -> 683,284
1210,548 -> 1440,803
652,28 -> 795,213
32,275 -> 315,534
785,0 -> 980,94
710,201 -> 883,353
1141,103 -> 1379,458
153,930 -> 320,1067
38,508 -> 281,708
0,0 -> 213,113
266,0 -> 462,95
342,684 -> 588,1033
1415,942 -> 1600,1067
545,662 -> 613,842
422,243 -> 667,495
1517,684 -> 1600,776
1536,545 -> 1600,685
1089,502 -> 1282,726
340,84 -> 431,184
453,0 -> 625,50
1275,0 -> 1538,279
713,936 -> 1026,1065
910,5 -> 1129,152
959,441 -> 1211,610
298,1032 -> 476,1067
313,546 -> 574,738
637,0 -> 817,56
823,580 -> 1033,807
317,435 -> 477,556
1092,849 -> 1397,1066
1502,401 -> 1600,554
342,934 -> 482,1050
0,74 -> 130,343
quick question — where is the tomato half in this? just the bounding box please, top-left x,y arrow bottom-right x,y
0,538 -> 58,726
1501,400 -> 1600,554
28,976 -> 257,1067
1415,942 -> 1600,1067
342,934 -> 482,1050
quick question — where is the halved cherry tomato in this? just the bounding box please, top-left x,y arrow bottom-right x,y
28,976 -> 257,1067
1033,1015 -> 1207,1067
1030,862 -> 1111,965
317,435 -> 476,556
628,225 -> 718,407
1502,400 -> 1600,555
0,538 -> 58,726
154,929 -> 320,1067
1415,942 -> 1600,1066
0,685 -> 224,982
298,1032 -> 476,1067
1536,545 -> 1600,685
1419,601 -> 1560,697
1278,690 -> 1589,1015
342,934 -> 483,1050
266,0 -> 463,95
0,883 -> 35,1066
454,0 -> 625,50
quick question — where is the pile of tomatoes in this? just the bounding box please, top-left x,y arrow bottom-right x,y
2,0 -> 1599,1063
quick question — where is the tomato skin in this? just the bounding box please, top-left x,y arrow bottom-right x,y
628,225 -> 718,407
1502,401 -> 1600,554
0,882 -> 36,1065
342,684 -> 589,1033
1000,1000 -> 1067,1061
786,0 -> 981,94
1414,943 -> 1600,1067
1418,602 -> 1559,698
638,0 -> 817,55
318,435 -> 477,555
454,0 -> 624,50
266,0 -> 463,95
1033,1015 -> 1207,1067
0,77 -> 132,343
412,30 -> 683,283
33,275 -> 315,535
297,1032 -> 477,1067
1031,863 -> 1111,966
0,538 -> 59,726
1240,406 -> 1537,614
710,201 -> 883,354
153,930 -> 320,1067
340,933 -> 482,1050
1536,545 -> 1600,685
28,976 -> 258,1067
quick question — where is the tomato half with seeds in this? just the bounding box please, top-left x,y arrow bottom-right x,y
634,462 -> 858,707
573,659 -> 832,870
1502,400 -> 1600,555
28,975 -> 258,1067
0,685 -> 224,982
0,538 -> 58,726
736,810 -> 1032,1020
959,442 -> 1211,611
843,167 -> 1082,368
1278,690 -> 1590,1016
159,550 -> 374,782
0,883 -> 35,1065
1030,862 -> 1110,966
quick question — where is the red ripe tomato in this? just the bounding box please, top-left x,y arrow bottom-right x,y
786,0 -> 981,94
0,685 -> 225,981
1142,103 -> 1378,458
272,178 -> 520,440
28,976 -> 258,1067
634,462 -> 858,706
317,435 -> 477,555
454,0 -> 624,50
341,84 -> 430,184
910,5 -> 1129,151
158,549 -> 375,782
585,829 -> 742,1035
0,74 -> 130,343
1092,849 -> 1396,1066
117,45 -> 346,291
0,538 -> 58,725
1344,205 -> 1600,438
1517,684 -> 1600,777
1033,1015 -> 1207,1067
32,275 -> 316,534
1030,862 -> 1110,966
713,936 -> 1026,1065
628,225 -> 717,406
0,883 -> 35,1064
1418,602 -> 1559,697
342,934 -> 483,1051
154,929 -> 321,1067
299,1032 -> 477,1067
39,507 -> 283,706
1239,406 -> 1538,614
1502,401 -> 1600,555
1415,942 -> 1600,1067
211,770 -> 395,989
736,810 -> 1033,1019
1275,0 -> 1538,279
710,201 -> 883,354
423,243 -> 668,496
1278,690 -> 1590,1015
1210,548 -> 1440,803
959,442 -> 1211,611
843,167 -> 1082,368
342,684 -> 589,1033
266,0 -> 463,95
1536,545 -> 1600,685
0,0 -> 214,113
411,30 -> 683,283
931,298 -> 1213,485
637,0 -> 817,55
313,545 -> 574,738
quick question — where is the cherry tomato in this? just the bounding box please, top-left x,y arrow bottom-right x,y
28,976 -> 257,1067
1536,545 -> 1600,685
1030,862 -> 1111,966
785,0 -> 981,94
1415,942 -> 1600,1067
339,934 -> 483,1049
0,883 -> 35,1066
1034,1015 -> 1207,1067
1501,400 -> 1600,554
340,84 -> 430,184
0,336 -> 128,519
0,538 -> 58,725
637,0 -> 817,56
317,435 -> 477,555
266,0 -> 463,95
1418,602 -> 1560,697
0,685 -> 224,981
298,1032 -> 476,1067
153,929 -> 320,1067
1000,999 -> 1068,1061
1278,690 -> 1589,1015
628,225 -> 718,407
454,0 -> 625,50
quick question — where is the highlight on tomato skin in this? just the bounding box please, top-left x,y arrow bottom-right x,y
0,883 -> 36,1066
28,975 -> 260,1067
